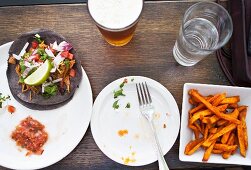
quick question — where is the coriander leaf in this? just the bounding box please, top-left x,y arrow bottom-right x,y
0,94 -> 10,108
34,34 -> 42,43
19,76 -> 25,83
64,59 -> 70,69
119,82 -> 125,88
40,53 -> 49,61
131,78 -> 134,82
113,89 -> 125,98
42,84 -> 58,98
125,103 -> 131,108
113,100 -> 119,109
37,48 -> 45,55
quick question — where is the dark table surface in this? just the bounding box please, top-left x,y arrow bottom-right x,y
0,1 -> 237,170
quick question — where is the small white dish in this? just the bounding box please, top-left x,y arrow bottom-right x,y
91,76 -> 180,166
179,83 -> 251,165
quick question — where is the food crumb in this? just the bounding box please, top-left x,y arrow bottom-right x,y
133,133 -> 140,139
154,112 -> 161,119
163,123 -> 166,128
118,129 -> 128,137
122,156 -> 136,165
7,105 -> 16,114
129,145 -> 132,150
131,152 -> 136,156
166,112 -> 170,116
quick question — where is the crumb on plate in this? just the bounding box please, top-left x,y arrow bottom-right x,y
118,129 -> 128,137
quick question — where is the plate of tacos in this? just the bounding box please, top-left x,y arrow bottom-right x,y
0,29 -> 93,169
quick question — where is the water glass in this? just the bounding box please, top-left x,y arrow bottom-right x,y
173,2 -> 233,66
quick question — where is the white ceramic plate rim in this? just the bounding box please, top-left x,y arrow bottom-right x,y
0,42 -> 93,169
91,76 -> 180,166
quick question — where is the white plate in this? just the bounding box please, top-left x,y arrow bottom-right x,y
91,76 -> 180,166
0,42 -> 93,169
180,83 -> 251,165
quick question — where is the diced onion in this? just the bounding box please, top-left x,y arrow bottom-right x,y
12,42 -> 29,60
51,41 -> 72,52
50,52 -> 64,73
45,47 -> 55,58
21,67 -> 33,78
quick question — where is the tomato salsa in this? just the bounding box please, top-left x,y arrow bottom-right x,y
11,116 -> 48,156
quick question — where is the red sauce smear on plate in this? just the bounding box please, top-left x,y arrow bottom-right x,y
11,116 -> 48,156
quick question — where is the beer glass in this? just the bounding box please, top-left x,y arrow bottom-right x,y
173,2 -> 233,66
88,0 -> 144,46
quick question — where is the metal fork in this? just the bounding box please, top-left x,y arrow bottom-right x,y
136,82 -> 169,170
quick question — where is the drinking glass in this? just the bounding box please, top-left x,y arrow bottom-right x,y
88,0 -> 144,46
173,2 -> 233,66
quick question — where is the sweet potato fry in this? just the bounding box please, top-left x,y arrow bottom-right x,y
237,124 -> 246,157
209,127 -> 218,134
239,108 -> 248,149
221,131 -> 231,144
184,138 -> 204,155
209,115 -> 219,124
202,117 -> 210,124
212,93 -> 226,106
210,124 -> 236,141
228,108 -> 239,119
216,119 -> 227,126
229,103 -> 238,109
222,133 -> 235,159
212,149 -> 223,154
190,104 -> 228,124
204,124 -> 209,140
203,141 -> 216,161
189,98 -> 197,106
237,105 -> 248,112
189,90 -> 240,124
189,94 -> 221,115
220,96 -> 240,104
202,134 -> 214,147
193,128 -> 200,140
187,140 -> 204,155
213,143 -> 237,152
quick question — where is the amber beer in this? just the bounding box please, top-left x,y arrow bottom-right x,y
88,0 -> 144,46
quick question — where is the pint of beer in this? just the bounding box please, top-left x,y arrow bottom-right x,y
88,0 -> 144,46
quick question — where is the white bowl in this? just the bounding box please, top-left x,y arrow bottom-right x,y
179,83 -> 251,165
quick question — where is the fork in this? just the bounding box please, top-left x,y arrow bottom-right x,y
136,82 -> 169,170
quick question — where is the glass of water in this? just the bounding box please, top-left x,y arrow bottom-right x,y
173,2 -> 233,66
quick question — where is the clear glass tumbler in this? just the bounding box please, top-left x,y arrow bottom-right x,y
173,2 -> 233,66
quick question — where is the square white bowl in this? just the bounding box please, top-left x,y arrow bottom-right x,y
179,83 -> 251,165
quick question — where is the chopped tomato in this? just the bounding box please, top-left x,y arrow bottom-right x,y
61,51 -> 69,58
69,69 -> 76,77
7,105 -> 16,113
31,41 -> 38,49
67,53 -> 74,60
34,54 -> 40,62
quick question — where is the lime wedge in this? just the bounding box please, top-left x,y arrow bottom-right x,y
24,60 -> 52,86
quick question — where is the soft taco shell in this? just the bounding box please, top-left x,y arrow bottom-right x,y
7,29 -> 82,110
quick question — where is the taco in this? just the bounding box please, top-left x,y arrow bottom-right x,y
7,29 -> 82,110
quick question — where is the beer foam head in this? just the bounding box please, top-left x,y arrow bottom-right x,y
88,0 -> 143,30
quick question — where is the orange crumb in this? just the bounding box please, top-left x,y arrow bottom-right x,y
118,129 -> 128,137
7,105 -> 16,114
